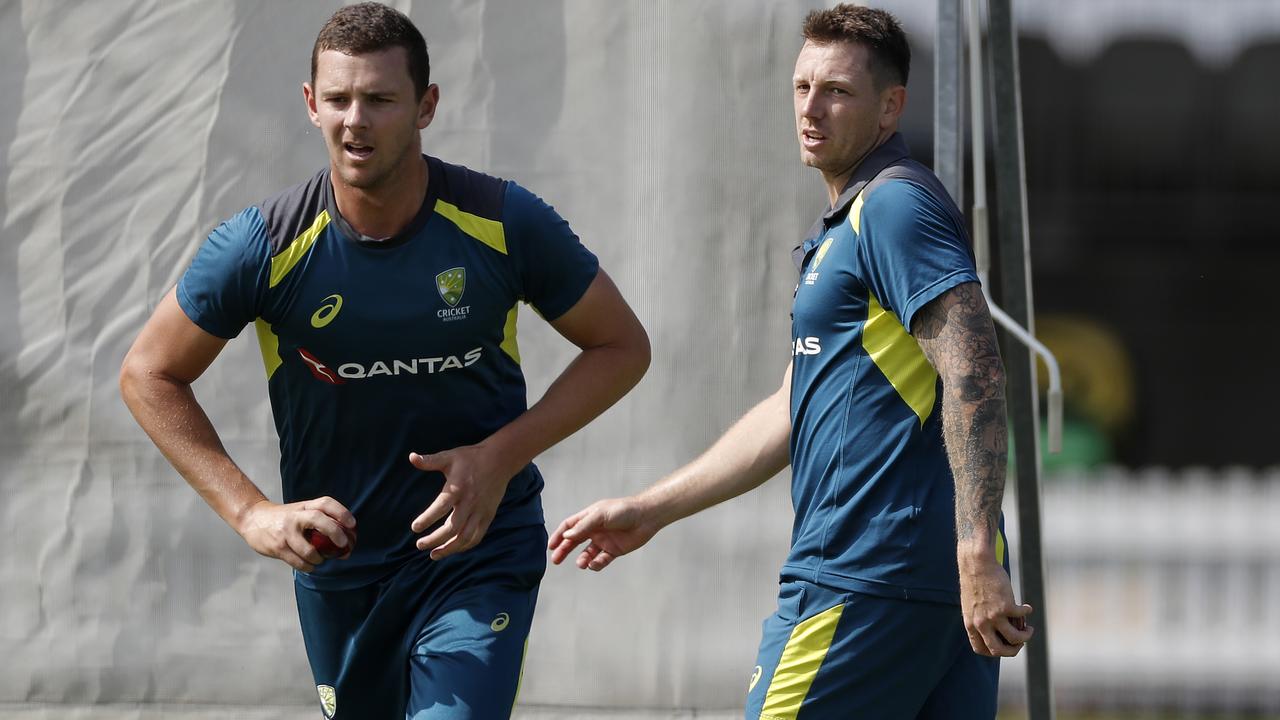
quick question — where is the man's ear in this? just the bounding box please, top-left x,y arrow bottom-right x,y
880,85 -> 906,129
417,84 -> 440,130
303,82 -> 321,128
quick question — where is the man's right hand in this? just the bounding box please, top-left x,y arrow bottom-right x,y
549,364 -> 794,572
237,497 -> 356,572
958,551 -> 1035,657
548,497 -> 660,571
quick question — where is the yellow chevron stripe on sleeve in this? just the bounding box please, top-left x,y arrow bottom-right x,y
500,305 -> 520,364
435,199 -> 507,255
850,187 -> 937,426
269,210 -> 330,288
759,603 -> 845,719
254,318 -> 283,380
849,193 -> 866,234
863,293 -> 938,426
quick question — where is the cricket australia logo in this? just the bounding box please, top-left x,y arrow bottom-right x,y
317,684 -> 337,718
435,267 -> 472,322
805,237 -> 834,285
436,267 -> 466,306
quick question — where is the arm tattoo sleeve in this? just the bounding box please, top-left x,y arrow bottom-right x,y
913,282 -> 1008,547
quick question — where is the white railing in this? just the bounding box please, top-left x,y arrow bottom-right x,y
1002,466 -> 1280,711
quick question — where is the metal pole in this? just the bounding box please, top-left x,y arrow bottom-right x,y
984,0 -> 1056,718
934,0 -> 964,206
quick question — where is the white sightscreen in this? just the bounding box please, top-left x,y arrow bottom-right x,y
0,0 -> 867,712
11,0 -> 1280,717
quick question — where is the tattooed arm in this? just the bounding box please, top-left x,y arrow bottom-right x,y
913,281 -> 1034,657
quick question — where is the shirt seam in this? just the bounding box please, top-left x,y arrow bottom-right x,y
901,268 -> 979,333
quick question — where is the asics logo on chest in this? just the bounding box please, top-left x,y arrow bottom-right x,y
311,294 -> 343,328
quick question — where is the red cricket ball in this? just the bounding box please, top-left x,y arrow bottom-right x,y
304,526 -> 357,559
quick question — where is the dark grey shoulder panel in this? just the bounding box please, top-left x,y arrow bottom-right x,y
867,160 -> 952,203
866,159 -> 968,231
432,158 -> 509,222
254,168 -> 330,257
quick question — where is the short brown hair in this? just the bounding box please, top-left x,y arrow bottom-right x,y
802,4 -> 910,89
311,2 -> 431,98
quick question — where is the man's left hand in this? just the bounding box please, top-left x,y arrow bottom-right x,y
408,447 -> 516,560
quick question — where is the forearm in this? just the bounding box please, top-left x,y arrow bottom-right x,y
120,368 -> 267,533
483,340 -> 649,480
637,383 -> 791,529
546,363 -> 791,572
911,282 -> 1010,564
941,370 -> 1009,562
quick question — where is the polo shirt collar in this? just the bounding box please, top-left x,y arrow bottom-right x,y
793,132 -> 911,269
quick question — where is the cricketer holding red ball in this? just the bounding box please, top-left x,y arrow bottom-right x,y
120,4 -> 648,718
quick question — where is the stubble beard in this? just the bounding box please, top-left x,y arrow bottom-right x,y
807,134 -> 879,182
333,131 -> 417,191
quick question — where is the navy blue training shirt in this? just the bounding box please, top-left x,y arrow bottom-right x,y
786,133 -> 1002,604
178,155 -> 599,589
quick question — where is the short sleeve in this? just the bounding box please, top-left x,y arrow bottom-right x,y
176,207 -> 272,339
504,182 -> 599,321
854,179 -> 978,333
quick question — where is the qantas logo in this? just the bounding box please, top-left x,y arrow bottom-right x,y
793,336 -> 822,356
298,348 -> 344,384
297,347 -> 483,383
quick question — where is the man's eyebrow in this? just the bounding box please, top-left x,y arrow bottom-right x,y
319,86 -> 401,96
796,76 -> 856,85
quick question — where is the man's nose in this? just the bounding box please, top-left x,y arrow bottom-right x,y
798,91 -> 821,119
345,101 -> 368,130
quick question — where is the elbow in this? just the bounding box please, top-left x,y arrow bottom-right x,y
585,318 -> 650,393
626,324 -> 652,388
609,317 -> 651,392
118,351 -> 144,409
989,362 -> 1007,396
119,349 -> 178,411
943,355 -> 1006,405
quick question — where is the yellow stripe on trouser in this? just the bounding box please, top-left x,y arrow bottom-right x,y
509,636 -> 529,718
760,603 -> 845,719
